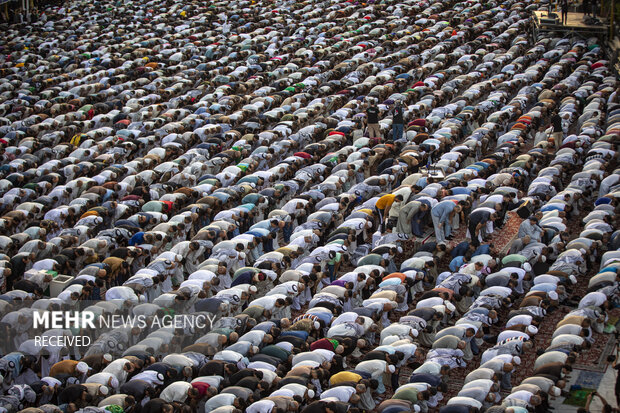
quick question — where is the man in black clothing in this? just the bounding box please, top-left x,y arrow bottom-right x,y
561,0 -> 569,24
551,110 -> 563,149
198,360 -> 237,377
392,101 -> 405,142
142,398 -> 173,413
366,101 -> 381,143
468,209 -> 497,247
120,379 -> 156,404
58,384 -> 88,405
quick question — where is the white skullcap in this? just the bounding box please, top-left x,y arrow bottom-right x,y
523,262 -> 532,272
445,301 -> 456,312
252,346 -> 260,354
579,248 -> 587,255
76,362 -> 89,374
103,353 -> 113,362
411,329 -> 419,337
569,275 -> 577,284
548,291 -> 558,301
99,386 -> 109,396
551,386 -> 561,396
397,246 -> 403,254
388,365 -> 396,373
249,285 -> 258,294
157,373 -> 165,382
513,356 -> 521,365
527,325 -> 539,335
307,389 -> 315,399
110,377 -> 119,389
313,321 -> 321,330
413,405 -> 421,412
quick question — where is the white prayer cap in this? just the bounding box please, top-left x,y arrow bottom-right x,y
551,386 -> 561,396
413,405 -> 421,412
569,275 -> 577,284
512,356 -> 521,365
103,353 -> 113,362
527,325 -> 539,335
307,389 -> 315,398
99,386 -> 109,396
523,262 -> 532,272
76,362 -> 89,374
110,377 -> 119,389
313,321 -> 321,330
388,365 -> 396,373
444,301 -> 456,312
548,291 -> 558,301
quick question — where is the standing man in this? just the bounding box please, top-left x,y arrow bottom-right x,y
366,100 -> 381,145
561,0 -> 569,24
583,0 -> 591,17
551,110 -> 563,149
391,101 -> 405,143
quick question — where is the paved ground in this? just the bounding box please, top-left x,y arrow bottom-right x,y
549,361 -> 619,412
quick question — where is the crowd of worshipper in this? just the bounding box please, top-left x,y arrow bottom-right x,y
0,0 -> 618,411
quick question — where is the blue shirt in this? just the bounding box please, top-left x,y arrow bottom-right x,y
128,232 -> 145,246
451,241 -> 470,258
473,244 -> 491,256
449,256 -> 466,272
431,201 -> 456,222
451,187 -> 472,195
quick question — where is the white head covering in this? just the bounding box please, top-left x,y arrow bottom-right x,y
99,386 -> 109,396
523,262 -> 532,272
76,362 -> 89,374
548,291 -> 558,301
512,356 -> 521,365
388,365 -> 396,373
527,325 -> 539,335
445,301 -> 456,312
110,377 -> 119,389
569,275 -> 577,284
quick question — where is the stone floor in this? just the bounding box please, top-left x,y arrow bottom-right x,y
549,361 -> 619,412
